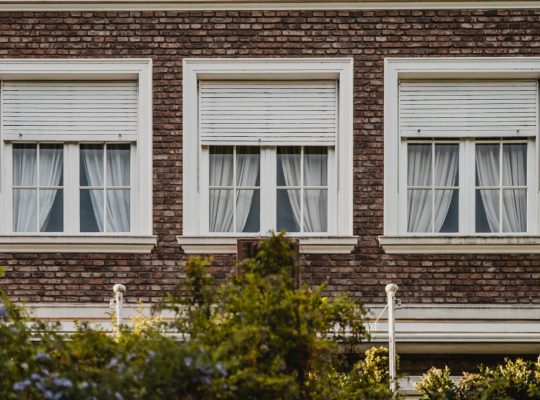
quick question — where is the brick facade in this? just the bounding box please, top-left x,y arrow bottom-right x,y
1,9 -> 540,305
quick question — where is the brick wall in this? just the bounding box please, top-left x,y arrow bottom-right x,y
0,9 -> 540,304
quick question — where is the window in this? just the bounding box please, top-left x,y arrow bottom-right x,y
0,59 -> 154,253
180,59 -> 356,254
382,58 -> 540,254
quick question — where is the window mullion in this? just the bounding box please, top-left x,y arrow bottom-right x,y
260,147 -> 275,234
65,144 -> 79,234
499,142 -> 504,233
233,146 -> 237,233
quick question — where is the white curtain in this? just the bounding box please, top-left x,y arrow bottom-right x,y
502,145 -> 527,232
304,149 -> 327,232
38,146 -> 63,231
235,149 -> 259,232
81,147 -> 105,232
106,147 -> 130,232
13,146 -> 37,232
407,145 -> 432,232
280,148 -> 302,230
476,145 -> 501,232
433,146 -> 458,232
209,150 -> 234,232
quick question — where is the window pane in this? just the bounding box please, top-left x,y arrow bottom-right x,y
476,144 -> 499,187
80,189 -> 104,232
476,189 -> 499,232
407,189 -> 432,232
407,144 -> 432,187
502,189 -> 527,233
209,146 -> 233,187
13,144 -> 37,186
502,144 -> 527,186
236,147 -> 260,187
107,144 -> 130,187
277,189 -> 300,232
40,189 -> 63,232
434,144 -> 459,187
107,189 -> 130,232
39,145 -> 63,187
80,144 -> 104,187
304,189 -> 327,232
277,147 -> 301,187
209,189 -> 234,232
304,147 -> 328,186
13,189 -> 37,232
236,189 -> 260,232
435,189 -> 458,233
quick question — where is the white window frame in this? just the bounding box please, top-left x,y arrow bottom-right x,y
381,57 -> 540,254
0,59 -> 155,253
179,58 -> 357,254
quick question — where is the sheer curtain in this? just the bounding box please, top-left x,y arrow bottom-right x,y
81,147 -> 105,232
39,146 -> 63,231
304,149 -> 327,232
502,145 -> 527,232
476,145 -> 500,232
106,146 -> 130,232
235,148 -> 259,232
280,147 -> 302,230
407,145 -> 432,232
13,146 -> 37,232
433,146 -> 458,232
209,149 -> 234,232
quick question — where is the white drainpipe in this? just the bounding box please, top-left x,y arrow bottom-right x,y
112,283 -> 126,327
385,283 -> 399,397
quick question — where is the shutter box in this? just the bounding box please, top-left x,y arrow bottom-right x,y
2,81 -> 138,141
399,80 -> 538,138
199,81 -> 338,146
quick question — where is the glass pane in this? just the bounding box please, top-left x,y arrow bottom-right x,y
502,143 -> 527,186
13,189 -> 37,232
435,144 -> 459,187
40,144 -> 63,187
502,189 -> 527,233
277,147 -> 301,187
476,189 -> 499,233
236,147 -> 260,187
80,189 -> 104,232
209,146 -> 233,187
106,189 -> 130,232
40,189 -> 63,232
107,144 -> 130,187
407,189 -> 432,233
435,189 -> 459,233
304,147 -> 328,186
13,144 -> 37,186
209,189 -> 233,232
475,144 -> 500,187
236,189 -> 260,232
276,189 -> 300,232
80,144 -> 104,187
407,144 -> 432,187
303,189 -> 327,232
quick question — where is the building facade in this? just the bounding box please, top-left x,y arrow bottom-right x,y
0,0 -> 540,376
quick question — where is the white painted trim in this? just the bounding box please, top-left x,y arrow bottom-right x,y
379,235 -> 540,254
0,235 -> 157,253
177,235 -> 358,254
182,58 -> 354,238
2,1 -> 540,12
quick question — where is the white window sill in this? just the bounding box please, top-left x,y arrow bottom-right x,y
177,236 -> 358,255
0,235 -> 157,253
379,235 -> 540,254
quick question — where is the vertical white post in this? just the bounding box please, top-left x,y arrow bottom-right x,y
112,284 -> 126,327
385,283 -> 399,396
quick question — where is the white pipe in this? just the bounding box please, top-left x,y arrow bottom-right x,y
385,283 -> 399,396
112,283 -> 126,327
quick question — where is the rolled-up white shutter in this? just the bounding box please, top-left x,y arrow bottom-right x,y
2,81 -> 138,141
399,81 -> 538,137
199,81 -> 337,146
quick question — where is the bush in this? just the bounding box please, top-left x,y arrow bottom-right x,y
0,233 -> 396,400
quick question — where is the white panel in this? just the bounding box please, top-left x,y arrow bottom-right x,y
2,81 -> 138,141
199,81 -> 337,145
399,81 -> 538,137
